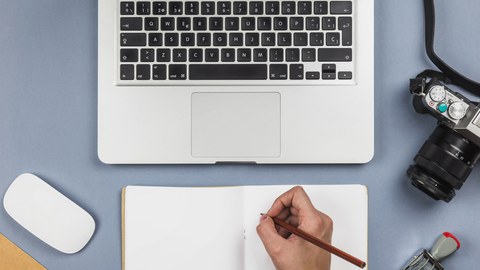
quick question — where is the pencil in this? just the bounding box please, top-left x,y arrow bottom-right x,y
261,214 -> 366,269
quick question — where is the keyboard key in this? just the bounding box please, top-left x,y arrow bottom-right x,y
269,48 -> 283,62
152,64 -> 167,80
173,49 -> 187,62
120,49 -> 138,62
290,64 -> 304,79
120,17 -> 142,31
326,32 -> 340,46
241,17 -> 255,30
201,2 -> 215,15
205,49 -> 219,62
136,64 -> 150,80
189,64 -> 268,80
330,1 -> 352,14
141,49 -> 154,62
317,48 -> 352,61
253,48 -> 268,62
265,1 -> 280,14
338,17 -> 353,46
294,33 -> 308,46
233,1 -> 248,15
302,48 -> 315,62
153,2 -> 167,15
270,64 -> 287,80
144,17 -> 158,31
258,17 -> 271,30
314,1 -> 328,14
322,72 -> 336,80
219,49 -> 234,61
181,33 -> 195,46
120,2 -> 135,15
310,32 -> 324,46
136,2 -> 150,15
277,33 -> 291,46
282,2 -> 295,14
274,17 -> 288,30
225,17 -> 240,30
237,48 -> 252,62
322,63 -> 336,73
177,17 -> 191,30
245,33 -> 259,46
306,71 -> 320,79
120,64 -> 134,80
189,49 -> 203,62
290,17 -> 303,30
185,2 -> 199,15
213,33 -> 228,46
169,64 -> 187,80
322,17 -> 336,30
193,17 -> 207,30
197,33 -> 211,46
149,33 -> 162,46
209,17 -> 223,30
286,48 -> 300,62
306,17 -> 320,30
161,17 -> 175,31
298,1 -> 312,14
164,33 -> 179,46
217,2 -> 231,15
338,71 -> 353,80
249,2 -> 263,15
120,33 -> 146,46
157,49 -> 171,62
261,33 -> 276,46
229,33 -> 243,46
169,2 -> 183,15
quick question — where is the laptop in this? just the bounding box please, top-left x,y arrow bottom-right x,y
98,0 -> 374,164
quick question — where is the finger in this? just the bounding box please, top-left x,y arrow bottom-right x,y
257,215 -> 288,256
267,186 -> 315,217
285,214 -> 299,227
277,214 -> 299,238
275,207 -> 291,221
276,225 -> 292,239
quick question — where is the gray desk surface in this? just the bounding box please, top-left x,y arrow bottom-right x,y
1,0 -> 480,269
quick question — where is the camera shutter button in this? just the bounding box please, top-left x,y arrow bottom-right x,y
448,102 -> 467,120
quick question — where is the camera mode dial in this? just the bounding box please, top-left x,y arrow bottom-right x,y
429,85 -> 446,102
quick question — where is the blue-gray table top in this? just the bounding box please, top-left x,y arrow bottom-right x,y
1,0 -> 479,269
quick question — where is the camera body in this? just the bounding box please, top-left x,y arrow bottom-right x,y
408,78 -> 480,202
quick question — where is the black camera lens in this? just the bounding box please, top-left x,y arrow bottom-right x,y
407,124 -> 480,202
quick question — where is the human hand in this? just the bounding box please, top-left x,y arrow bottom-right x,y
256,186 -> 333,270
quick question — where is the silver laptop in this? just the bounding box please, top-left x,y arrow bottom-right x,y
98,0 -> 374,164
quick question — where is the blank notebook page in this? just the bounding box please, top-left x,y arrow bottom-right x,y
124,186 -> 245,270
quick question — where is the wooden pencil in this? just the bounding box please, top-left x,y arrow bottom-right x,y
262,214 -> 366,269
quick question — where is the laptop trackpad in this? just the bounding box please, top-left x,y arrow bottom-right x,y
192,92 -> 281,158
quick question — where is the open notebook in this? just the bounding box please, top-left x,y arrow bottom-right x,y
122,185 -> 368,270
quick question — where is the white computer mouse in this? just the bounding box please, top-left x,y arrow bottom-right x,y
3,173 -> 95,254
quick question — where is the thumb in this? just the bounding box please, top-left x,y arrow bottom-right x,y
256,215 -> 288,256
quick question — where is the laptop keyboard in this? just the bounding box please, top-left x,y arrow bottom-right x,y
118,0 -> 354,84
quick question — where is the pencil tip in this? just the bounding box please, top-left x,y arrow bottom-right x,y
260,213 -> 266,216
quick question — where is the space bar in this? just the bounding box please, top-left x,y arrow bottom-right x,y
189,64 -> 268,80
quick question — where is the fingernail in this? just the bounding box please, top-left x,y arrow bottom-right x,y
259,214 -> 268,222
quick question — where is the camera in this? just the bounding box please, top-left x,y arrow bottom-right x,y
407,78 -> 480,202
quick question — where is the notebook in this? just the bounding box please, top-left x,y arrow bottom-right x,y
122,185 -> 368,270
0,233 -> 46,270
